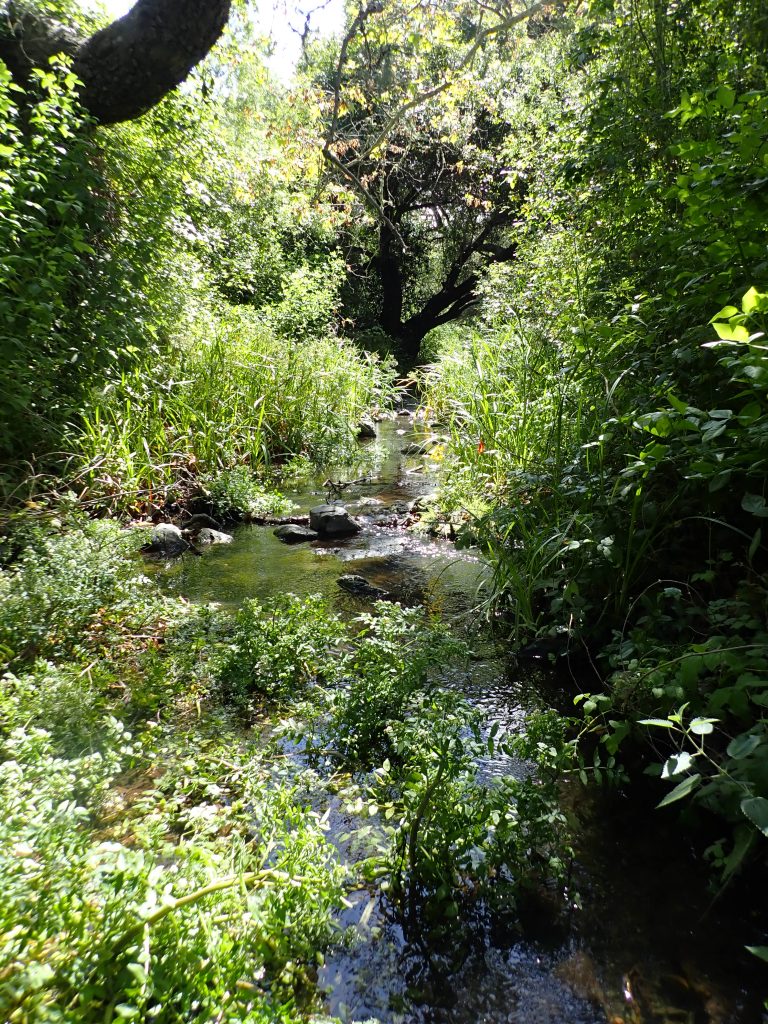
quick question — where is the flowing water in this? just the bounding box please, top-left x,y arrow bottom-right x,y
149,415 -> 765,1024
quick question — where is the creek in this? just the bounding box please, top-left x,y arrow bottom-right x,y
150,415 -> 762,1024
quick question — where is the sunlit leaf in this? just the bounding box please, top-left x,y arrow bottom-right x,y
657,773 -> 701,807
740,796 -> 768,836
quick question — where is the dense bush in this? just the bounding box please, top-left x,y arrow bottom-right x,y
420,1 -> 768,871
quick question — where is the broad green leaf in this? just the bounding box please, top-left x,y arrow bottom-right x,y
742,493 -> 768,517
716,85 -> 735,109
727,734 -> 761,759
737,401 -> 762,425
689,717 -> 716,735
740,796 -> 768,836
709,305 -> 738,323
713,322 -> 750,342
639,718 -> 676,729
662,751 -> 693,777
746,946 -> 768,963
657,773 -> 701,807
742,286 -> 759,313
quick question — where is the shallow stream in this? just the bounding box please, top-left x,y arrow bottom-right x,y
150,416 -> 764,1024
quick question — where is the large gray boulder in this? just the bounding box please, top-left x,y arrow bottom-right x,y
309,504 -> 361,538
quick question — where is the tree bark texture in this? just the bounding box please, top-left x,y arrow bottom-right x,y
1,0 -> 231,124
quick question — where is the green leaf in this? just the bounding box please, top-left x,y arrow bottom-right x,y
713,321 -> 750,342
740,796 -> 768,836
688,717 -> 716,735
657,773 -> 701,807
727,734 -> 761,760
742,286 -> 759,314
746,946 -> 768,963
639,718 -> 676,729
737,401 -> 762,425
715,85 -> 735,109
709,305 -> 738,323
742,493 -> 768,517
662,751 -> 693,777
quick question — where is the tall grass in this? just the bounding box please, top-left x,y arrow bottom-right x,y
64,305 -> 395,509
419,322 -> 626,634
421,323 -> 602,496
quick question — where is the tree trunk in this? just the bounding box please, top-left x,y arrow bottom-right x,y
378,220 -> 405,336
1,0 -> 231,124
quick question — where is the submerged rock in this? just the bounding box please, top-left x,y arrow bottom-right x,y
192,527 -> 233,545
401,437 -> 439,456
309,504 -> 361,538
273,524 -> 319,544
140,523 -> 199,558
337,574 -> 390,601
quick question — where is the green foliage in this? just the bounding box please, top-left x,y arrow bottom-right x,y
206,468 -> 294,521
64,305 -> 395,511
0,721 -> 346,1023
417,0 -> 768,879
0,519 -> 155,669
0,516 -> 348,1023
0,57 -> 101,460
326,603 -> 466,762
358,699 -> 571,921
215,594 -> 346,705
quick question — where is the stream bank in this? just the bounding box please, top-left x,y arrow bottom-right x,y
143,414 -> 764,1024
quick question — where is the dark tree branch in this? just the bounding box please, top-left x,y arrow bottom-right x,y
1,0 -> 231,124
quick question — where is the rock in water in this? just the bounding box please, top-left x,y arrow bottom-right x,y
184,513 -> 222,531
193,527 -> 234,545
141,522 -> 195,558
337,574 -> 390,601
401,437 -> 438,456
309,504 -> 361,538
357,418 -> 377,439
273,524 -> 319,544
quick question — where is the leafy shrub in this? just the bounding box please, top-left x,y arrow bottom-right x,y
0,722 -> 346,1023
207,468 -> 295,520
0,520 -> 159,670
214,594 -> 346,706
326,603 -> 467,763
0,57 -> 100,461
355,697 -> 571,923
